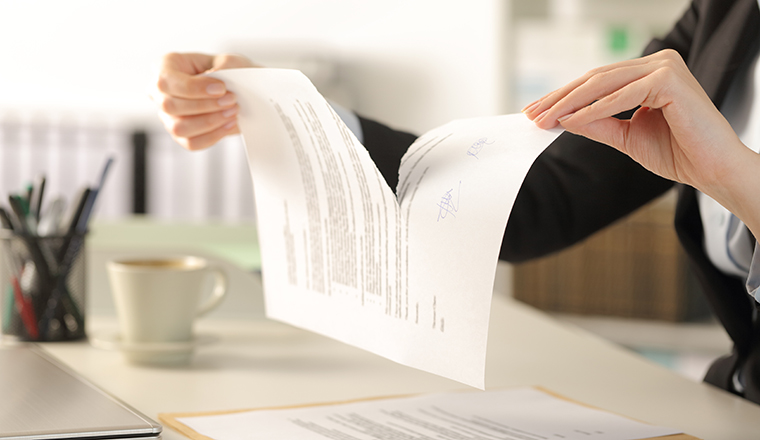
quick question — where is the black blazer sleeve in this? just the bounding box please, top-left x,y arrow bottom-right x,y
356,0 -> 717,264
500,135 -> 673,262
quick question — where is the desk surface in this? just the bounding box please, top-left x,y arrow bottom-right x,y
40,292 -> 760,440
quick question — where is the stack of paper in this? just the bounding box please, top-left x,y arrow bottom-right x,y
162,388 -> 685,440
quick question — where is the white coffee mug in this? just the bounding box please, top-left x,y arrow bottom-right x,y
106,256 -> 227,365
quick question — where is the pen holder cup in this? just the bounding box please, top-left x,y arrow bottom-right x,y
0,231 -> 86,342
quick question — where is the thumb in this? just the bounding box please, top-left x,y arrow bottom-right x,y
561,116 -> 629,154
157,53 -> 228,98
210,54 -> 257,72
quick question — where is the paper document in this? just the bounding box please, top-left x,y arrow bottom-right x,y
173,388 -> 682,440
211,68 -> 562,388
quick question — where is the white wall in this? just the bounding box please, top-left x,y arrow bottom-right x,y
512,0 -> 689,110
0,0 -> 509,133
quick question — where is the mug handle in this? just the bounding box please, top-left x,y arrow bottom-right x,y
196,265 -> 228,317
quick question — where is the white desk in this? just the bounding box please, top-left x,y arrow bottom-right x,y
41,290 -> 760,440
30,219 -> 760,440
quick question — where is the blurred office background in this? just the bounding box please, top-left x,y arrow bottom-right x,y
0,0 -> 688,220
2,0 -> 727,379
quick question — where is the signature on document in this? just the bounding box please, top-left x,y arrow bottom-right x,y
437,181 -> 462,221
466,137 -> 494,159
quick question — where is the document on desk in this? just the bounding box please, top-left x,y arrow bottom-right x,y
170,388 -> 683,440
210,68 -> 563,388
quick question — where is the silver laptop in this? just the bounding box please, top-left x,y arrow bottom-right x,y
0,344 -> 162,440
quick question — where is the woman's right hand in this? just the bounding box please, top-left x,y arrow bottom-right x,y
152,53 -> 255,151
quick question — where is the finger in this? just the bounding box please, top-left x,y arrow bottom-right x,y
563,116 -> 630,152
156,71 -> 226,99
565,108 -> 678,181
525,74 -> 598,119
534,64 -> 657,129
559,110 -> 659,163
167,106 -> 239,140
556,73 -> 661,130
178,123 -> 240,151
524,67 -> 622,119
525,50 -> 675,120
521,99 -> 541,113
157,92 -> 237,117
156,53 -> 227,99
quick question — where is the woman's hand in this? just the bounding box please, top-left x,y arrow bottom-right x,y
152,53 -> 255,151
523,49 -> 760,237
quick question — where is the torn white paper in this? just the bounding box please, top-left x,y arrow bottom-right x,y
176,387 -> 682,440
210,68 -> 562,388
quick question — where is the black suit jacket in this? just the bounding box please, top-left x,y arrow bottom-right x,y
357,0 -> 760,403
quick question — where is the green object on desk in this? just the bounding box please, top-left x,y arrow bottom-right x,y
89,216 -> 262,271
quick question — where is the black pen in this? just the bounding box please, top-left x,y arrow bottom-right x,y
8,195 -> 52,269
8,194 -> 54,330
59,187 -> 91,238
42,187 -> 90,334
0,207 -> 16,231
29,174 -> 46,224
42,208 -> 88,339
76,157 -> 113,233
8,195 -> 31,233
53,158 -> 112,337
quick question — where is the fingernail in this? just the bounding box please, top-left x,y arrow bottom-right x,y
535,109 -> 549,122
222,107 -> 238,118
206,83 -> 225,96
223,120 -> 237,130
522,101 -> 540,113
557,112 -> 574,123
217,94 -> 236,107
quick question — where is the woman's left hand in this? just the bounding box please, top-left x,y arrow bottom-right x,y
523,48 -> 760,239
